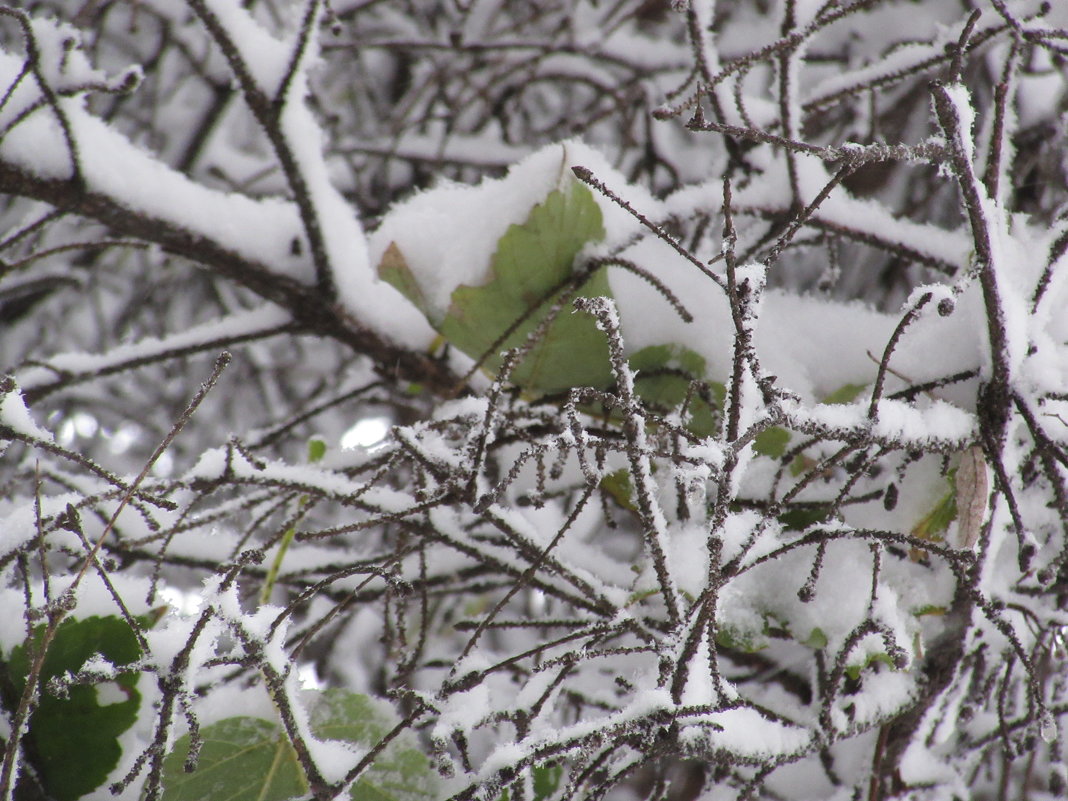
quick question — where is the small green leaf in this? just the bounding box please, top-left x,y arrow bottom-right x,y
912,481 -> 957,543
777,505 -> 831,531
626,588 -> 661,606
630,344 -> 719,437
821,383 -> 868,405
307,437 -> 327,464
533,763 -> 563,800
845,652 -> 898,681
753,427 -> 791,459
2,616 -> 144,801
599,468 -> 636,512
715,623 -> 767,653
913,604 -> 947,617
802,627 -> 828,650
160,689 -> 437,801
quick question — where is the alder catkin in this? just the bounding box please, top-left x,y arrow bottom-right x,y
953,445 -> 989,549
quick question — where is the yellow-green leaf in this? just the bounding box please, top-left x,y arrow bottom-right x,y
379,242 -> 434,320
307,437 -> 327,464
912,483 -> 957,543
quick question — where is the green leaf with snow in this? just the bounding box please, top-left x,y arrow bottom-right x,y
630,344 -> 720,437
380,181 -> 610,396
715,623 -> 768,653
2,615 -> 144,801
379,242 -> 434,321
845,652 -> 899,681
802,627 -> 828,650
441,181 -> 610,395
160,689 -> 437,801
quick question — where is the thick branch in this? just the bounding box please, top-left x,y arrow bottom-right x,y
0,161 -> 457,397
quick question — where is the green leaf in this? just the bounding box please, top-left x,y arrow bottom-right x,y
912,479 -> 957,543
630,344 -> 720,437
441,181 -> 609,395
599,468 -> 636,512
533,763 -> 563,800
307,437 -> 327,464
495,760 -> 563,801
379,242 -> 434,321
160,689 -> 437,801
436,181 -> 610,396
2,615 -> 144,801
753,427 -> 791,459
845,651 -> 898,681
802,627 -> 828,650
311,690 -> 436,801
715,623 -> 767,653
820,383 -> 868,405
777,505 -> 831,531
912,604 -> 947,617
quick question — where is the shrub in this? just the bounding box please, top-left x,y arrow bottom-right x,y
2,2 -> 1068,800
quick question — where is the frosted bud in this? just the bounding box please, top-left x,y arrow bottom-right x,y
1040,710 -> 1058,744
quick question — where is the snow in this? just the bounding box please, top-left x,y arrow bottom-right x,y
898,740 -> 963,789
0,17 -> 433,359
698,707 -> 811,758
668,522 -> 712,599
195,0 -> 296,96
794,155 -> 973,273
832,669 -> 914,729
0,379 -> 53,441
678,636 -> 716,708
784,397 -> 976,448
0,86 -> 306,263
435,653 -> 494,736
16,306 -> 290,392
370,140 -> 657,320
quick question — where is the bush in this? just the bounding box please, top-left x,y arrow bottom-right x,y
2,2 -> 1068,799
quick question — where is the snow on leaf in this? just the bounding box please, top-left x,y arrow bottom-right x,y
0,378 -> 52,441
160,689 -> 436,801
382,180 -> 612,396
3,616 -> 144,801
